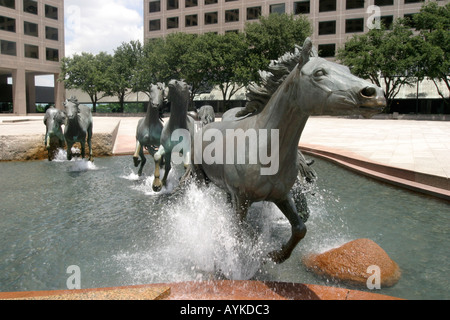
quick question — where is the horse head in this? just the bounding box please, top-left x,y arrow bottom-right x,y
149,83 -> 166,110
296,38 -> 386,118
45,106 -> 66,132
64,96 -> 80,120
44,106 -> 66,151
168,79 -> 190,107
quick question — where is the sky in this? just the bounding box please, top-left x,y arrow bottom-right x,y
36,0 -> 144,86
64,0 -> 144,56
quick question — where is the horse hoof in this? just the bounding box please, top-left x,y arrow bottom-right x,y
152,184 -> 162,193
268,250 -> 288,264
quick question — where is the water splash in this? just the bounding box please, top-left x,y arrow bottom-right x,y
123,163 -> 186,196
51,148 -> 98,172
114,180 -> 286,283
301,184 -> 352,255
114,163 -> 353,285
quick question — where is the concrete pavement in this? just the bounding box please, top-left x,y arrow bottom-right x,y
1,114 -> 449,199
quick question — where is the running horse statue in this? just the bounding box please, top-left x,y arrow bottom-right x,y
189,105 -> 216,126
152,80 -> 195,192
193,38 -> 386,264
63,97 -> 94,162
44,106 -> 66,161
133,83 -> 167,176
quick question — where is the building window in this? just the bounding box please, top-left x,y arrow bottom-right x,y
403,13 -> 417,28
46,48 -> 59,62
270,3 -> 286,14
346,0 -> 365,10
247,7 -> 261,20
24,21 -> 38,37
45,5 -> 58,20
318,43 -> 336,57
167,17 -> 179,29
319,0 -> 336,12
185,14 -> 198,27
346,18 -> 364,33
167,0 -> 179,10
0,0 -> 15,9
149,19 -> 161,31
404,0 -> 424,4
149,1 -> 161,12
294,1 -> 310,14
185,0 -> 198,7
205,12 -> 218,25
205,0 -> 217,4
319,20 -> 336,35
23,0 -> 38,15
381,15 -> 394,29
24,44 -> 39,59
225,9 -> 239,23
46,26 -> 59,40
0,16 -> 15,32
0,39 -> 16,56
374,0 -> 393,6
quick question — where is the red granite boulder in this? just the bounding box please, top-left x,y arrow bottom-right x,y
303,238 -> 401,288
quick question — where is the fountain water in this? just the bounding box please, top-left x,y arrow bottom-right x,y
0,155 -> 448,300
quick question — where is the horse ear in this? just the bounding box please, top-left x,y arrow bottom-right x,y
299,37 -> 313,67
163,84 -> 169,99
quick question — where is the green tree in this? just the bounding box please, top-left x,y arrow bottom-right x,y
181,32 -> 254,111
245,13 -> 312,76
136,33 -> 197,97
134,38 -> 169,95
108,41 -> 142,112
209,32 -> 255,111
60,52 -> 112,112
413,2 -> 450,101
337,21 -> 420,111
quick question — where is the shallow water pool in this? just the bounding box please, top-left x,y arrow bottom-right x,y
0,154 -> 448,299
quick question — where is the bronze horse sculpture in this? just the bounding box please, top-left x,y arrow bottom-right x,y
44,106 -> 66,161
194,105 -> 216,126
152,80 -> 195,192
133,83 -> 166,176
63,97 -> 94,162
192,38 -> 386,264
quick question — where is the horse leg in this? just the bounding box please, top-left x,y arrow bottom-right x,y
45,133 -> 51,161
161,152 -> 172,187
81,141 -> 86,159
67,141 -> 74,161
88,127 -> 93,162
233,195 -> 251,223
133,141 -> 141,167
45,132 -> 49,150
152,146 -> 165,192
138,147 -> 147,176
269,196 -> 307,264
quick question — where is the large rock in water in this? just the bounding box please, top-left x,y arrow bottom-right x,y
303,239 -> 401,288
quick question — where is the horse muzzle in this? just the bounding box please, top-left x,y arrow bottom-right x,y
358,86 -> 387,117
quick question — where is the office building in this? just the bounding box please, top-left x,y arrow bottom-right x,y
0,0 -> 65,115
144,0 -> 441,58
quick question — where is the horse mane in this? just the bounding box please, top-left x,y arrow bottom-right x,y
67,96 -> 79,105
236,39 -> 317,118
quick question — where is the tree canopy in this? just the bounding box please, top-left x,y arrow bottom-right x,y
60,13 -> 312,112
337,2 -> 450,110
60,52 -> 112,112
